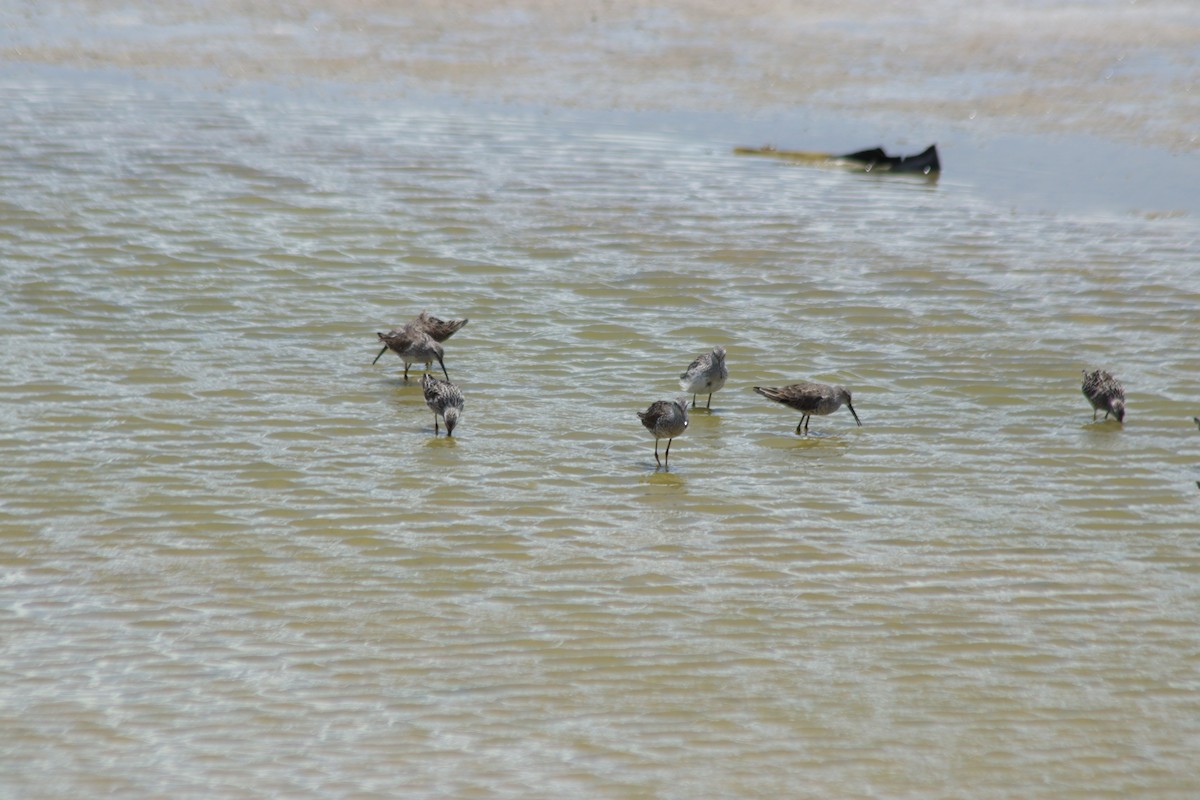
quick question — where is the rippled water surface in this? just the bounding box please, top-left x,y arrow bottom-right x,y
2,68 -> 1199,798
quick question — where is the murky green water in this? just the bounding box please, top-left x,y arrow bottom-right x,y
2,26 -> 1199,800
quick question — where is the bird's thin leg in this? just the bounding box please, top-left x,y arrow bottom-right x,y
404,363 -> 410,380
706,393 -> 712,409
803,415 -> 811,435
434,415 -> 439,435
653,439 -> 661,467
692,393 -> 698,407
1092,409 -> 1098,421
664,438 -> 673,465
796,420 -> 803,434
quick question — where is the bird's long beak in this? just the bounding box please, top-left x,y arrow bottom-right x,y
848,403 -> 862,427
437,356 -> 449,381
371,345 -> 388,365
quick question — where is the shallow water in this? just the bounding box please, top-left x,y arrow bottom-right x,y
2,61 -> 1199,799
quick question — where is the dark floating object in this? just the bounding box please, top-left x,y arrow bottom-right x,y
839,144 -> 940,174
734,143 -> 941,176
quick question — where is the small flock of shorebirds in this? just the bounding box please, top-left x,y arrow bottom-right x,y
374,312 -> 1172,475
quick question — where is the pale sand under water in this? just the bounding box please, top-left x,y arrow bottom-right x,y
3,0 -> 1198,150
2,5 -> 1199,799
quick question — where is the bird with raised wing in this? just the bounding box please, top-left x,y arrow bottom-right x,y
412,310 -> 468,343
373,324 -> 449,381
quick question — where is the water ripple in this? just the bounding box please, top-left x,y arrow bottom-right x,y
1,69 -> 1198,799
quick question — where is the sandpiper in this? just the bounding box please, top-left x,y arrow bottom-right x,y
412,310 -> 468,343
372,311 -> 467,365
1081,370 -> 1125,423
420,373 -> 464,436
373,324 -> 449,381
753,382 -> 861,435
637,396 -> 690,468
679,346 -> 728,409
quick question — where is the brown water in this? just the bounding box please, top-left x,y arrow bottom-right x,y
2,3 -> 1200,798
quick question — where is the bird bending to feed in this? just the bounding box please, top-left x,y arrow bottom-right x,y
373,324 -> 449,381
753,382 -> 861,435
421,373 -> 464,437
372,311 -> 467,364
1081,370 -> 1125,423
679,346 -> 728,409
637,396 -> 690,468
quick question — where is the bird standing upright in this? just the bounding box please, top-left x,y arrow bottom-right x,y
679,346 -> 728,410
637,396 -> 690,468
